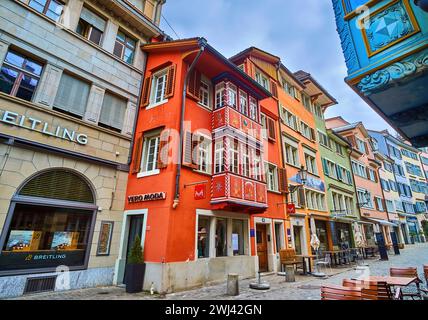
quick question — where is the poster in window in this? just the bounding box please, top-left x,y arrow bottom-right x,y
97,221 -> 114,256
51,232 -> 78,250
6,230 -> 38,251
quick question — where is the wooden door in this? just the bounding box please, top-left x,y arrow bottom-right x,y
293,226 -> 302,255
256,224 -> 268,272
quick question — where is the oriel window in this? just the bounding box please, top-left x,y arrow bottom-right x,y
0,50 -> 43,102
76,7 -> 106,46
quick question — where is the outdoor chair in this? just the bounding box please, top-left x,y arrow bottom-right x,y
424,265 -> 428,287
389,267 -> 423,300
342,279 -> 396,300
315,252 -> 332,274
321,284 -> 362,300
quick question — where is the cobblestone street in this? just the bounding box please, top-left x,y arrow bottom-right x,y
9,243 -> 428,300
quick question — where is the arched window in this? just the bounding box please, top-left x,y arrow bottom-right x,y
0,170 -> 97,274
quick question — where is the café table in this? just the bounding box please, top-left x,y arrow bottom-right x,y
324,250 -> 349,266
296,254 -> 316,275
364,276 -> 418,287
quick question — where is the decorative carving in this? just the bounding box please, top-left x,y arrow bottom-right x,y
365,2 -> 415,52
357,48 -> 428,94
331,0 -> 360,73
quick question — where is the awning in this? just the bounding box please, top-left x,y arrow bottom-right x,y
364,217 -> 398,227
332,216 -> 358,223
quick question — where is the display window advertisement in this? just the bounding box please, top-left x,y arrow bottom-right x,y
0,169 -> 97,275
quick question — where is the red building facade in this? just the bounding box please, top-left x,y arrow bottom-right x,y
114,38 -> 289,293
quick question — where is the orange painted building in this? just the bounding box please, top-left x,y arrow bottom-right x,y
326,117 -> 392,246
114,38 -> 290,293
230,48 -> 337,256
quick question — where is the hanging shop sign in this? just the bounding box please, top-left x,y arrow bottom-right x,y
286,203 -> 296,214
194,184 -> 206,200
0,109 -> 88,145
128,192 -> 166,203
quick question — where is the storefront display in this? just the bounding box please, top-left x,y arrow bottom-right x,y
335,222 -> 353,249
315,220 -> 328,252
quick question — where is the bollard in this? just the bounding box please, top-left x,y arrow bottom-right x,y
285,265 -> 295,282
226,273 -> 239,296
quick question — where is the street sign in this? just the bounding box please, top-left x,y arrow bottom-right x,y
287,203 -> 296,214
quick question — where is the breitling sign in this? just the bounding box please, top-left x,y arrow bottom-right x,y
0,109 -> 88,145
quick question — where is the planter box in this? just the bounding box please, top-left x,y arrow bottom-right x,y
125,263 -> 146,293
398,243 -> 405,249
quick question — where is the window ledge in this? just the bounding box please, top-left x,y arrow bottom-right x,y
137,170 -> 160,178
267,189 -> 281,195
193,170 -> 212,177
146,99 -> 168,110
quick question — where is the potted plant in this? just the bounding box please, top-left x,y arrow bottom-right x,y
125,235 -> 145,293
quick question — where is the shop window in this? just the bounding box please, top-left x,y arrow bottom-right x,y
53,73 -> 90,118
23,0 -> 64,22
76,7 -> 106,46
197,217 -> 210,258
215,218 -> 227,257
0,50 -> 43,102
0,170 -> 95,273
113,31 -> 136,64
314,220 -> 328,253
98,92 -> 126,132
232,220 -> 245,256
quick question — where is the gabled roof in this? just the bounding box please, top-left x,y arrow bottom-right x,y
294,70 -> 338,107
142,37 -> 272,99
229,47 -> 305,90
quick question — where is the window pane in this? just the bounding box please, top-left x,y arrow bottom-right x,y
80,7 -> 106,32
89,27 -> 103,45
232,220 -> 245,256
28,0 -> 47,13
24,59 -> 43,76
16,75 -> 39,101
0,203 -> 93,271
5,51 -> 25,68
215,218 -> 227,257
116,31 -> 126,43
113,42 -> 124,59
0,67 -> 18,95
124,47 -> 134,64
197,217 -> 210,258
46,1 -> 63,22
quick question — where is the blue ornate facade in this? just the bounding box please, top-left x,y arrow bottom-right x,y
332,0 -> 428,147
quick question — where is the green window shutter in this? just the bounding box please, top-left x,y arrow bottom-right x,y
346,170 -> 352,185
336,166 -> 343,180
322,158 -> 329,176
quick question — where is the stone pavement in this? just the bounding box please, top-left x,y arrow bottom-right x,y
9,243 -> 428,300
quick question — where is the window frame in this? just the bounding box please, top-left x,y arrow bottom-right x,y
139,130 -> 161,177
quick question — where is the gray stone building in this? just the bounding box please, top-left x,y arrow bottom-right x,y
0,0 -> 166,298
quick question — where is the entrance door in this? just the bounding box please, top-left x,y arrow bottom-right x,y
256,224 -> 268,272
293,226 -> 303,255
124,215 -> 145,282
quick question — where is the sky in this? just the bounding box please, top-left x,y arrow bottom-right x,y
160,0 -> 394,132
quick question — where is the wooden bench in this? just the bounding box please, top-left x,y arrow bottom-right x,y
279,249 -> 303,272
390,267 -> 423,299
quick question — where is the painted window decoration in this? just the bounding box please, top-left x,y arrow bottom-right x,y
360,1 -> 419,56
76,7 -> 106,46
96,221 -> 114,256
0,50 -> 43,102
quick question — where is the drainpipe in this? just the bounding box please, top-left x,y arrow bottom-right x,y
173,39 -> 207,209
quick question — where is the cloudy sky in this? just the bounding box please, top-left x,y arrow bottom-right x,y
160,0 -> 394,132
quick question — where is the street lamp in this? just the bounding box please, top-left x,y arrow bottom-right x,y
288,166 -> 308,194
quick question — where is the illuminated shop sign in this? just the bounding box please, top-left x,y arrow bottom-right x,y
0,109 -> 88,145
128,192 -> 166,203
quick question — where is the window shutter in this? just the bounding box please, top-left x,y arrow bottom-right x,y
364,142 -> 369,154
192,135 -> 200,167
165,64 -> 176,98
270,80 -> 278,98
347,136 -> 356,148
365,167 -> 370,179
186,69 -> 201,101
54,73 -> 90,116
278,168 -> 288,194
132,132 -> 144,174
141,76 -> 152,107
321,158 -> 329,176
373,170 -> 378,182
267,117 -> 276,141
157,129 -> 170,169
298,188 -> 306,207
346,170 -> 352,185
310,128 -> 316,141
336,165 -> 343,180
183,131 -> 197,169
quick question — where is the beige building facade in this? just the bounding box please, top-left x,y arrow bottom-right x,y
0,0 -> 165,298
